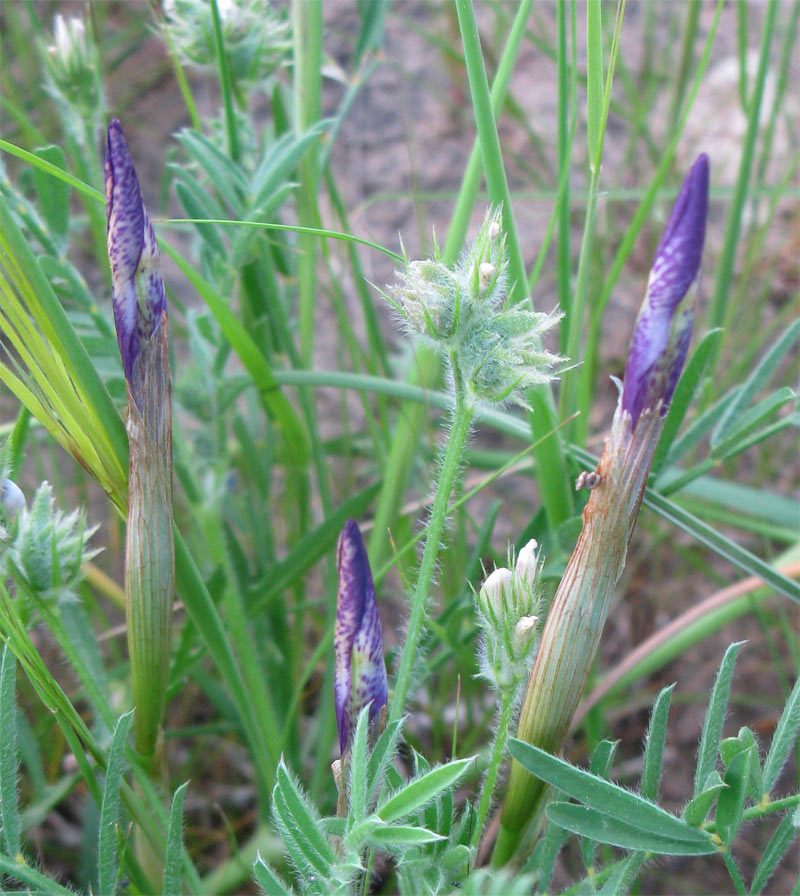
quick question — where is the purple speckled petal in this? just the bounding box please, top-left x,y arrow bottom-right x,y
622,154 -> 709,428
105,119 -> 166,382
334,519 -> 387,754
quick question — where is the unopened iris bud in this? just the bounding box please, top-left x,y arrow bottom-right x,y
496,156 -> 710,864
105,120 -> 173,768
105,119 -> 168,391
622,153 -> 709,429
335,519 -> 388,756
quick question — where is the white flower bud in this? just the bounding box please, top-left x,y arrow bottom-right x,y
479,262 -> 495,291
479,567 -> 512,620
488,220 -> 501,241
515,539 -> 540,593
0,478 -> 25,520
512,615 -> 538,653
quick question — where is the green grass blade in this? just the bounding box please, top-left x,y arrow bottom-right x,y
710,318 -> 800,448
0,645 -> 22,858
97,710 -> 133,896
694,642 -> 744,795
762,675 -> 800,794
586,0 -> 603,170
651,329 -> 722,473
163,781 -> 188,896
707,0 -> 778,335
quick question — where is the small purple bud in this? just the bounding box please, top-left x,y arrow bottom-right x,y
334,519 -> 388,755
105,119 -> 166,382
622,154 -> 709,429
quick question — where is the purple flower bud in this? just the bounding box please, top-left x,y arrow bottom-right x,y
622,154 -> 709,429
105,119 -> 166,383
334,519 -> 387,755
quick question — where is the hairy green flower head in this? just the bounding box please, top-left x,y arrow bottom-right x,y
41,14 -> 103,130
161,0 -> 290,87
385,208 -> 563,408
475,539 -> 545,691
1,482 -> 97,601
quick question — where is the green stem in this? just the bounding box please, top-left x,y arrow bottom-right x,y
389,379 -> 474,724
471,687 -> 515,851
723,851 -> 748,896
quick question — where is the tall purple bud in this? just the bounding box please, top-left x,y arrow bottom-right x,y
622,153 -> 709,429
105,119 -> 173,772
494,156 -> 710,865
334,519 -> 388,756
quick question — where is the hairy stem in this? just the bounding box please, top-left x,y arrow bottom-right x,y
472,687 -> 516,852
389,374 -> 474,725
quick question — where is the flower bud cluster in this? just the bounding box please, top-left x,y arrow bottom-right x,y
475,539 -> 545,692
385,209 -> 563,409
41,14 -> 104,141
0,482 -> 96,605
161,0 -> 290,88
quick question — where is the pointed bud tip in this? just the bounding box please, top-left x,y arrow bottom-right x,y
622,154 -> 710,428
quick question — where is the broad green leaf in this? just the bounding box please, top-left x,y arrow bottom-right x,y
273,760 -> 336,877
694,642 -> 743,795
253,854 -> 296,896
652,329 -> 722,473
546,802 -> 717,855
174,129 -> 247,214
751,811 -> 797,895
714,745 -> 752,846
509,739 -> 714,847
584,740 -> 618,868
763,674 -> 800,793
378,757 -> 474,824
719,736 -> 748,768
32,145 -> 69,244
97,711 -> 133,896
642,684 -> 675,802
711,318 -> 800,448
163,781 -> 189,896
365,824 -> 445,847
0,644 -> 21,858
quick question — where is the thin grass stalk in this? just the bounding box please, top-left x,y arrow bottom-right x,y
454,0 -> 572,529
368,0 -> 541,569
708,0 -> 778,337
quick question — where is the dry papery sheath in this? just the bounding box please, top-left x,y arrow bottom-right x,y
105,119 -> 174,764
334,518 -> 388,755
495,155 -> 709,862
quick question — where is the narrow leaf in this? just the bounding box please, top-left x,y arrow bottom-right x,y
275,761 -> 336,874
509,739 -> 713,847
586,0 -> 604,168
711,318 -> 800,448
751,811 -> 798,895
163,781 -> 189,896
546,802 -> 717,855
714,745 -> 751,846
683,773 -> 726,827
763,674 -> 800,794
33,145 -> 69,243
0,644 -> 21,857
652,329 -> 722,472
378,757 -> 474,824
97,711 -> 133,896
254,854 -> 296,896
366,824 -> 445,846
642,684 -> 675,802
348,707 -> 371,825
694,642 -> 744,795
